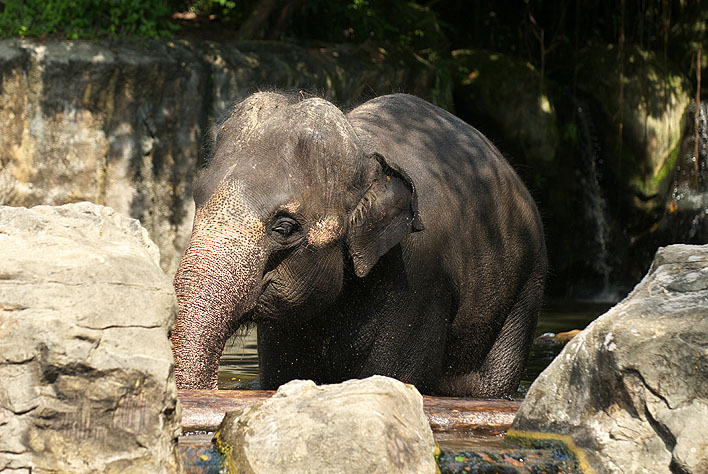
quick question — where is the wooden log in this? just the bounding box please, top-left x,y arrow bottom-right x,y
179,389 -> 273,432
178,389 -> 521,435
423,397 -> 520,435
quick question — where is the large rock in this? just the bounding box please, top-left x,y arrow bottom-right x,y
0,202 -> 182,473
0,39 -> 448,276
214,375 -> 438,474
509,244 -> 708,473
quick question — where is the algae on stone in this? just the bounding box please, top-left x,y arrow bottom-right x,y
575,44 -> 690,200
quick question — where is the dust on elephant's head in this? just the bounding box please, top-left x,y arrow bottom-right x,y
171,91 -> 422,389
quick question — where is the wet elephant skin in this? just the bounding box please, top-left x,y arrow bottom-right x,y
171,92 -> 547,397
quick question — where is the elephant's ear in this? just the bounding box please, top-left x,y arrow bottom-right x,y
347,153 -> 424,277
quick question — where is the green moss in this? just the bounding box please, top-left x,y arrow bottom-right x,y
631,130 -> 683,198
505,429 -> 596,474
212,429 -> 238,474
212,430 -> 231,456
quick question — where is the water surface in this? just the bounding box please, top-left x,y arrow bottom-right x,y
218,302 -> 612,393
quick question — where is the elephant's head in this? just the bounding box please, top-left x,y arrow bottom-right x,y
171,92 -> 423,389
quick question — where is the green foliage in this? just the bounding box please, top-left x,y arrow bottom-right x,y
0,0 -> 177,39
0,0 -> 704,90
188,0 -> 239,22
292,0 -> 447,51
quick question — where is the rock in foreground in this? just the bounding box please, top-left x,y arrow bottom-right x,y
214,375 -> 437,474
510,244 -> 708,473
0,203 -> 182,473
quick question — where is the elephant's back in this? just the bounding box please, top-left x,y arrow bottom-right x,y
347,94 -> 546,301
347,94 -> 520,210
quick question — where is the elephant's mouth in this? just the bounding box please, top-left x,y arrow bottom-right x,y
222,274 -> 274,332
248,278 -> 321,326
245,274 -> 283,323
248,263 -> 341,326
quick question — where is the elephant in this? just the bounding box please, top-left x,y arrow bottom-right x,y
170,91 -> 547,397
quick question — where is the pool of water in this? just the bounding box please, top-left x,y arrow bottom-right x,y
217,301 -> 613,393
516,301 -> 612,397
218,331 -> 259,390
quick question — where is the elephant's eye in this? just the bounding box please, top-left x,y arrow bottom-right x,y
271,218 -> 300,237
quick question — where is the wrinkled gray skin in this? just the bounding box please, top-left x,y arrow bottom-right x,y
171,92 -> 547,397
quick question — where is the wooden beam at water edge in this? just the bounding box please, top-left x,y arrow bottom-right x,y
178,390 -> 521,435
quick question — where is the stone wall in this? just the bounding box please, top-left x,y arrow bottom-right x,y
1,38 -> 698,296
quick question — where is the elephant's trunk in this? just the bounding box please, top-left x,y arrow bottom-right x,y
171,215 -> 266,389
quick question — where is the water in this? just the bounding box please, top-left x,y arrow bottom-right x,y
179,434 -> 223,474
217,302 -> 612,396
218,332 -> 259,390
654,101 -> 708,251
573,99 -> 616,300
515,302 -> 612,398
675,102 -> 708,197
671,102 -> 708,236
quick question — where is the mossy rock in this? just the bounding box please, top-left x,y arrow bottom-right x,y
575,44 -> 691,199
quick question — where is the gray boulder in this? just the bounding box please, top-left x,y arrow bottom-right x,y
510,244 -> 708,473
0,202 -> 182,473
214,375 -> 438,474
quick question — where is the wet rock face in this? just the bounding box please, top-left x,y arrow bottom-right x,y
0,40 -> 203,276
451,49 -> 560,168
511,244 -> 708,474
0,202 -> 182,473
214,376 -> 438,474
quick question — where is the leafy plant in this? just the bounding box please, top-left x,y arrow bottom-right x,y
0,0 -> 177,39
188,0 -> 238,21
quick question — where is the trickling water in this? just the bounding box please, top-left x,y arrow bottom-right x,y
668,102 -> 708,241
672,103 -> 708,199
694,102 -> 708,189
573,100 -> 616,300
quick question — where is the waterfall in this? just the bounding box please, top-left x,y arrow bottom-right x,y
573,99 -> 617,301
